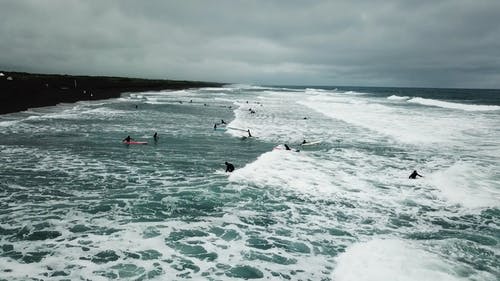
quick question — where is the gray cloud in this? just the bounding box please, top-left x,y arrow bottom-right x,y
1,0 -> 499,88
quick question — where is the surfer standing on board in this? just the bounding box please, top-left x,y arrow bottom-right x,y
247,129 -> 252,137
409,170 -> 423,179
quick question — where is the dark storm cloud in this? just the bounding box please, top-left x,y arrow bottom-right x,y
1,0 -> 499,88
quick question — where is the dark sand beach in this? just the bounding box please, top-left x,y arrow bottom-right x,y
0,71 -> 224,115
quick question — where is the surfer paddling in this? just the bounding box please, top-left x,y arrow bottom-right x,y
282,144 -> 300,152
123,135 -> 134,142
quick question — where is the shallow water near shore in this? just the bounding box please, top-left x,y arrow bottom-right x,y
0,85 -> 499,280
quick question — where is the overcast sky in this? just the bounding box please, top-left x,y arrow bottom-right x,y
1,0 -> 499,88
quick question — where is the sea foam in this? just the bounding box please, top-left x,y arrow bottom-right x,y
427,162 -> 500,209
299,95 -> 466,145
332,239 -> 467,281
228,149 -> 341,196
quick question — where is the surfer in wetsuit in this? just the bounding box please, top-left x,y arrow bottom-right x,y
153,132 -> 158,141
221,119 -> 226,124
225,161 -> 235,172
284,144 -> 291,150
214,123 -> 217,130
409,170 -> 423,179
247,129 -> 252,137
123,136 -> 133,142
302,139 -> 307,145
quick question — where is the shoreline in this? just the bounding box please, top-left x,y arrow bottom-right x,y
0,71 -> 225,115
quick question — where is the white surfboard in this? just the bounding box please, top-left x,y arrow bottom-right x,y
301,140 -> 321,146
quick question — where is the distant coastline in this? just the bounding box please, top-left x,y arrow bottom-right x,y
0,71 -> 225,115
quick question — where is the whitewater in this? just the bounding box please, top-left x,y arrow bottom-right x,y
0,85 -> 499,280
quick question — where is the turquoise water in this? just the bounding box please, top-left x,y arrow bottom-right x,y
0,85 -> 499,280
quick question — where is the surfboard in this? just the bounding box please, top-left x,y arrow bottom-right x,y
301,140 -> 321,146
123,141 -> 148,145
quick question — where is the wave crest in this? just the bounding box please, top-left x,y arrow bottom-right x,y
387,95 -> 410,100
408,97 -> 500,111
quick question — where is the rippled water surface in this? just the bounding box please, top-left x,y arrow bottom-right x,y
0,85 -> 499,280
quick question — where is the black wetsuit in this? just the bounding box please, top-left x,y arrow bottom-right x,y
409,171 -> 422,179
225,162 -> 235,172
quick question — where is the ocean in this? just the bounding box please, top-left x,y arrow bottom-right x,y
0,85 -> 499,280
